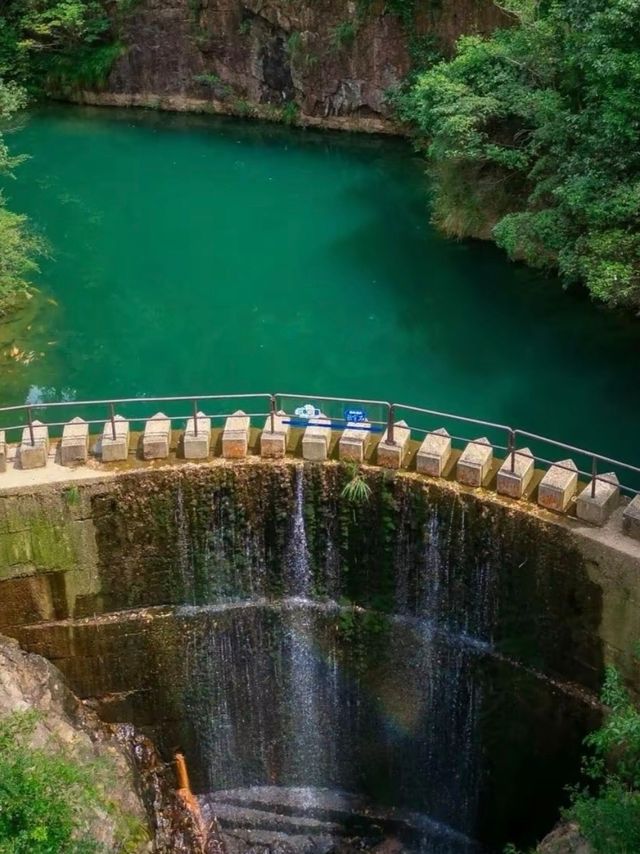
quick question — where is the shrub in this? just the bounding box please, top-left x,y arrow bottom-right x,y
400,0 -> 640,309
563,666 -> 640,853
0,711 -> 146,853
330,21 -> 357,51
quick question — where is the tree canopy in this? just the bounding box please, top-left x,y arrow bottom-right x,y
0,78 -> 45,315
400,0 -> 640,309
0,0 -> 121,93
565,665 -> 640,853
0,0 -> 122,315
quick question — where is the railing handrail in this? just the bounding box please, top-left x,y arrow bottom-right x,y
0,390 -> 638,494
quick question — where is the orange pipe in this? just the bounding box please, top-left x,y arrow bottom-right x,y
174,752 -> 207,848
175,752 -> 191,793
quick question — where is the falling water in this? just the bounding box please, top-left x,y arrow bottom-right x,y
175,486 -> 196,605
284,467 -> 325,796
405,504 -> 493,838
176,472 -> 500,853
286,466 -> 312,597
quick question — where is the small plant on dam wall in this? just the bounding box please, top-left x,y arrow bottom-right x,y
340,462 -> 372,507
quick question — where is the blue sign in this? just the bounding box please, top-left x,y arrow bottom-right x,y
344,408 -> 368,424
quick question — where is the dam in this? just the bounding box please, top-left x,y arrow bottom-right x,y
0,391 -> 639,852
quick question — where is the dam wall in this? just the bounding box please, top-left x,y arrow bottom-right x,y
0,459 -> 637,688
0,457 -> 637,847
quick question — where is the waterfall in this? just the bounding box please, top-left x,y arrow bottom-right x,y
175,485 -> 196,604
286,465 -> 312,597
421,509 -> 444,621
416,631 -> 481,836
284,466 -> 325,796
402,505 -> 493,838
175,469 -> 500,853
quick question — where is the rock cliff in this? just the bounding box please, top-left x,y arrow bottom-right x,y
0,634 -> 202,852
76,0 -> 508,130
537,822 -> 592,854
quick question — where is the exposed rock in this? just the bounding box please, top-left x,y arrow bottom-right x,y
0,633 -> 149,851
74,0 -> 509,130
0,633 -> 203,853
537,822 -> 592,854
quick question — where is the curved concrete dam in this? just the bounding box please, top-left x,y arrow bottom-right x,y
1,460 -> 639,851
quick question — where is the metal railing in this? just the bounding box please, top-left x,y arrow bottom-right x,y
0,391 -> 638,496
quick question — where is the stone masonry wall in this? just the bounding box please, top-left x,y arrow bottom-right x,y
0,460 -> 637,694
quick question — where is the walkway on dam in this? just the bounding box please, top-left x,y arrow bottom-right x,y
0,393 -> 639,546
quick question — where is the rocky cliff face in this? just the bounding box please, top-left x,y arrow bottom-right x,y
0,634 -> 203,853
537,823 -> 592,854
77,0 -> 508,130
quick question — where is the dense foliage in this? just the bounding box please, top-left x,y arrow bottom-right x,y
0,80 -> 44,315
0,0 -> 122,315
564,665 -> 640,853
0,0 -> 121,93
504,665 -> 640,853
0,711 -> 145,853
400,0 -> 640,310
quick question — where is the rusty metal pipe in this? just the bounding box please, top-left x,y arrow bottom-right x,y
175,751 -> 191,793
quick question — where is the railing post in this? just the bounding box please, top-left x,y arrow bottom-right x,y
386,403 -> 396,445
27,406 -> 35,446
193,399 -> 198,437
109,402 -> 116,441
509,429 -> 516,473
591,456 -> 597,498
269,395 -> 276,434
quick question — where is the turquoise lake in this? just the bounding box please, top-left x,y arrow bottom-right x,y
1,105 -> 639,466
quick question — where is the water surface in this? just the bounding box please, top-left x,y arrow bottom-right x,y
1,105 -> 639,463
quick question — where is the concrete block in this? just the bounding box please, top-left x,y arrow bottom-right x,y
184,411 -> 211,460
19,420 -> 49,469
377,420 -> 411,469
60,416 -> 89,466
623,495 -> 640,541
456,437 -> 493,487
576,472 -> 620,526
260,411 -> 290,459
339,423 -> 371,463
496,447 -> 534,499
101,415 -> 129,462
143,412 -> 171,460
0,431 -> 5,473
416,428 -> 451,477
538,459 -> 578,513
302,414 -> 332,462
223,410 -> 251,459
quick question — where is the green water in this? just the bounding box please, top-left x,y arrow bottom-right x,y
1,105 -> 640,465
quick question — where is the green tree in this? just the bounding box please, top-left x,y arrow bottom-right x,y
564,665 -> 640,853
0,0 -> 130,316
400,0 -> 640,309
0,78 -> 45,315
0,0 -> 122,92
